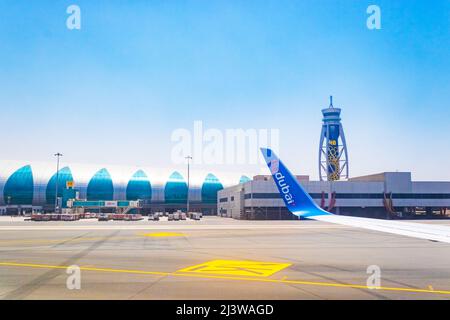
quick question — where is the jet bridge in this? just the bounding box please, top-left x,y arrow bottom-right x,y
67,200 -> 141,214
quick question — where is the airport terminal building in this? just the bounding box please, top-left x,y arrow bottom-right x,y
0,160 -> 249,215
218,173 -> 450,220
1,161 -> 449,220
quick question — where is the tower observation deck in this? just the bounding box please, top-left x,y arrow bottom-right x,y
318,96 -> 349,181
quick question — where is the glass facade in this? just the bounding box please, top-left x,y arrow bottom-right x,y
45,167 -> 74,205
164,171 -> 188,204
126,170 -> 152,201
0,164 -> 244,206
86,168 -> 114,201
3,165 -> 34,205
201,173 -> 223,203
239,175 -> 251,184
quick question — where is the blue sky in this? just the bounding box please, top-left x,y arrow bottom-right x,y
0,0 -> 449,180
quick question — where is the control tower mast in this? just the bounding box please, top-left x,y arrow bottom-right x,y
318,96 -> 349,181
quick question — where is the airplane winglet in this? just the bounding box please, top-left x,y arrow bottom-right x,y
260,148 -> 330,218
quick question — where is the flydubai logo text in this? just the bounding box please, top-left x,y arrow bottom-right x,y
274,172 -> 295,205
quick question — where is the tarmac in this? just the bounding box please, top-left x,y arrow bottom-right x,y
0,216 -> 449,300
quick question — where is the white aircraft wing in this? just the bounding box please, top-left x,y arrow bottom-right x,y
309,214 -> 450,243
260,147 -> 450,244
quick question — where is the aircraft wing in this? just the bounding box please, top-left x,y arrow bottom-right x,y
308,214 -> 450,243
260,147 -> 450,244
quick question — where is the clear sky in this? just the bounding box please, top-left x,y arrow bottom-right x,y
0,0 -> 449,180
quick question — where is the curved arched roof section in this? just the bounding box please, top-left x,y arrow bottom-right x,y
86,168 -> 114,201
201,173 -> 224,204
3,165 -> 34,205
164,171 -> 187,204
126,170 -> 152,201
239,175 -> 251,184
45,167 -> 73,205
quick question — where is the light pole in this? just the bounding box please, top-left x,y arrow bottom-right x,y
54,153 -> 63,214
185,155 -> 192,214
7,196 -> 11,215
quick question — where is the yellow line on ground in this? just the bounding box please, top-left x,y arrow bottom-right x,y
0,261 -> 449,296
139,232 -> 186,237
174,273 -> 450,295
0,236 -> 139,246
0,262 -> 171,276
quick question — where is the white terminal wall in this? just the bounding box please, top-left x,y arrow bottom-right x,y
218,172 -> 450,212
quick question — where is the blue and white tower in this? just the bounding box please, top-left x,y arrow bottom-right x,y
318,96 -> 349,181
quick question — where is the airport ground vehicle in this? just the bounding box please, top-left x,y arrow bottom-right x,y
61,214 -> 79,221
98,213 -> 110,221
168,213 -> 174,221
84,212 -> 97,219
124,214 -> 143,221
173,212 -> 180,221
30,214 -> 81,221
180,212 -> 186,220
190,212 -> 201,220
112,214 -> 126,220
187,212 -> 195,219
31,214 -> 51,221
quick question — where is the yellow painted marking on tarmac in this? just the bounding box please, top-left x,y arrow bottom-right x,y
281,276 -> 288,280
0,262 -> 68,270
429,285 -> 434,291
1,261 -> 450,296
0,236 -> 138,246
140,232 -> 185,237
177,260 -> 292,277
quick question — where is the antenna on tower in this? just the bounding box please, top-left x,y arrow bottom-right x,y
329,95 -> 334,108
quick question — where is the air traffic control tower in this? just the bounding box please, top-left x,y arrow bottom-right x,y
318,96 -> 349,181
